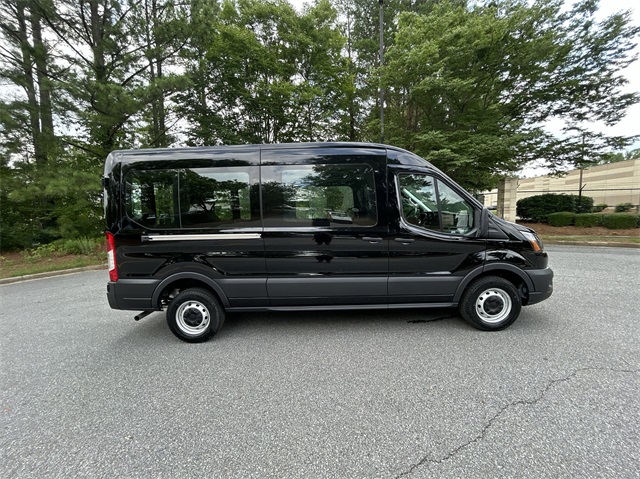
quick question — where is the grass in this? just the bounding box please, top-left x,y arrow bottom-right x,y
0,252 -> 106,279
0,237 -> 106,280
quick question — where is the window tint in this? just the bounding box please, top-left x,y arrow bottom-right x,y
399,174 -> 474,234
126,166 -> 259,229
262,164 -> 378,227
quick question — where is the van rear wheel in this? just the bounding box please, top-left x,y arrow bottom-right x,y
460,276 -> 521,331
166,288 -> 224,342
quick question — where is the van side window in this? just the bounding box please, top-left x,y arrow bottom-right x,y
262,164 -> 378,227
126,166 -> 259,229
399,174 -> 474,234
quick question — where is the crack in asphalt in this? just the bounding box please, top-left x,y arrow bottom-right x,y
395,366 -> 640,478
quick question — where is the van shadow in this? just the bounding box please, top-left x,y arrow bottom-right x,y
116,307 -> 471,345
217,307 -> 468,341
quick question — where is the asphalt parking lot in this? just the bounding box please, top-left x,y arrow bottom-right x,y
1,245 -> 639,478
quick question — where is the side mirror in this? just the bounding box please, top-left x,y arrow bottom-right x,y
478,207 -> 489,238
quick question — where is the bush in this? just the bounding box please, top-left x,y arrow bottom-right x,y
547,212 -> 576,227
592,204 -> 608,212
614,202 -> 634,213
574,213 -> 603,227
56,237 -> 103,255
600,214 -> 639,229
517,194 -> 594,222
25,237 -> 103,258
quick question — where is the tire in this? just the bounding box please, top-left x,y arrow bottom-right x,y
459,276 -> 522,331
166,288 -> 225,342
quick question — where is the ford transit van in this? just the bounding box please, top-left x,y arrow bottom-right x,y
103,143 -> 553,342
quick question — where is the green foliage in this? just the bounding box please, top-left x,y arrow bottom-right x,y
25,237 -> 103,258
0,148 -> 103,252
592,204 -> 608,212
517,194 -> 594,222
614,202 -> 634,213
574,213 -> 603,227
380,0 -> 640,190
601,214 -> 639,229
178,0 -> 348,144
547,212 -> 576,227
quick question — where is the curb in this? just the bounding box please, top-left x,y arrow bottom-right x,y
0,264 -> 107,285
543,240 -> 640,248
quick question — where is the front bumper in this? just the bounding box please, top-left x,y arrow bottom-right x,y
525,267 -> 554,305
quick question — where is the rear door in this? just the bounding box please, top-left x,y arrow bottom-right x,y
121,148 -> 267,307
261,146 -> 389,306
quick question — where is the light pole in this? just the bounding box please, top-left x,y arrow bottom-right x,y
379,0 -> 384,144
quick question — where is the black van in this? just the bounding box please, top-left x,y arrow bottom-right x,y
103,143 -> 553,342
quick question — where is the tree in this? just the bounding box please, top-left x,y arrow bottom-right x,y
131,0 -> 191,148
0,0 -> 57,164
381,0 -> 639,191
177,0 -> 348,145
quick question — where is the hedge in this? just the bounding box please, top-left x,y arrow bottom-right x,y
574,213 -> 603,227
547,212 -> 576,227
614,202 -> 634,213
600,214 -> 639,229
592,204 -> 608,212
517,194 -> 594,222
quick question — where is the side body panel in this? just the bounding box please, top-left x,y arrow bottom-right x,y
261,146 -> 390,305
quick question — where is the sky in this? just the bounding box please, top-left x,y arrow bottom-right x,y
289,0 -> 640,153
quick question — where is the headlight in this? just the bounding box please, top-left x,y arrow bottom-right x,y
522,231 -> 543,252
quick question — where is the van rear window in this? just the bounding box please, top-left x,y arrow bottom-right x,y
125,166 -> 259,229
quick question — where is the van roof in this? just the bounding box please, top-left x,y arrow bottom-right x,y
103,142 -> 416,175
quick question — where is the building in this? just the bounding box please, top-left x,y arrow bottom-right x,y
482,158 -> 640,221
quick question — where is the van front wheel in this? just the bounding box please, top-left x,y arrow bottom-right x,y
460,276 -> 521,331
166,288 -> 224,342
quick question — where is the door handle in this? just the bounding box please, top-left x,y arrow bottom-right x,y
362,236 -> 383,243
394,237 -> 415,244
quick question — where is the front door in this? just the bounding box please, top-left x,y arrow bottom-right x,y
261,146 -> 389,306
388,168 -> 486,304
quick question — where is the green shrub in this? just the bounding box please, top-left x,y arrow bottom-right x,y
574,213 -> 603,227
517,194 -> 594,222
55,237 -> 103,255
547,212 -> 576,227
592,204 -> 608,212
25,237 -> 103,257
614,202 -> 634,213
26,243 -> 58,259
600,214 -> 638,229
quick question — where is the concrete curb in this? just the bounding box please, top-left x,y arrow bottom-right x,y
544,240 -> 640,248
0,264 -> 107,285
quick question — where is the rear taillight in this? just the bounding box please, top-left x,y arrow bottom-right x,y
105,232 -> 118,282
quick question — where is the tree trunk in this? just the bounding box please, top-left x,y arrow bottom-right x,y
30,2 -> 55,156
16,0 -> 44,163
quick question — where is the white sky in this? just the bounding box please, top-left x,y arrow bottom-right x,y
289,0 -> 640,153
582,0 -> 640,150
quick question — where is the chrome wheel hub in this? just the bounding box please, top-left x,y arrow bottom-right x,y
176,301 -> 210,336
476,288 -> 512,324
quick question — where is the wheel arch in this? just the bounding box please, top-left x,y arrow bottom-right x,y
454,264 -> 535,304
152,272 -> 231,310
